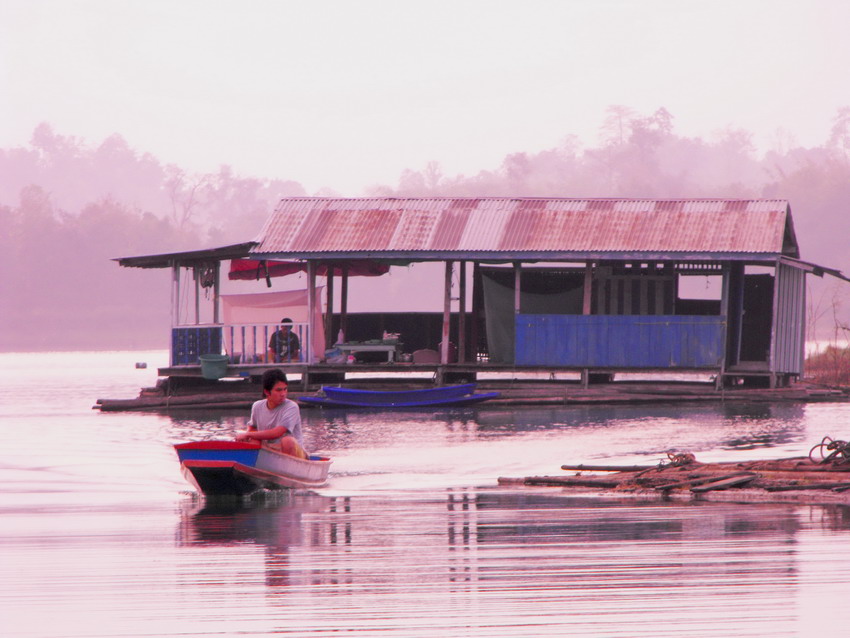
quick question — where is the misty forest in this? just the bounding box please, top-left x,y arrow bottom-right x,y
2,106 -> 850,352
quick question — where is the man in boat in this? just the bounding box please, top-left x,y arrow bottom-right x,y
235,369 -> 308,459
268,317 -> 300,362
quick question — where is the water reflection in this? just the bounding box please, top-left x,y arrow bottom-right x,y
172,488 -> 850,637
7,352 -> 850,636
162,401 -> 813,456
715,403 -> 806,451
302,406 -> 487,448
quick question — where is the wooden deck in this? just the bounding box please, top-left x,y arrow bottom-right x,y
94,367 -> 849,412
157,360 -> 729,388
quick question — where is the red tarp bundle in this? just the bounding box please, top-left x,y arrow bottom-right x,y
228,259 -> 390,281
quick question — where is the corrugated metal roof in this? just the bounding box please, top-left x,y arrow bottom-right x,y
115,242 -> 258,269
251,198 -> 796,259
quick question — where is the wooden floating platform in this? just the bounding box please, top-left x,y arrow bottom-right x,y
498,456 -> 850,505
94,375 -> 849,412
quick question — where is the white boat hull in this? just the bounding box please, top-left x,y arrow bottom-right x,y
175,441 -> 331,496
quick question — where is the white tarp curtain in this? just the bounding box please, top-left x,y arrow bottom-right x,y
221,288 -> 326,363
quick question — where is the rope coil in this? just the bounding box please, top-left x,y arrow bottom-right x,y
666,451 -> 696,466
633,451 -> 697,479
809,436 -> 850,466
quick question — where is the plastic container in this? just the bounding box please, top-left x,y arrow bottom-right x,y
199,354 -> 229,380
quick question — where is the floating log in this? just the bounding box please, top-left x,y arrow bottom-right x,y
737,459 -> 850,473
690,474 -> 758,493
764,482 -> 850,492
95,393 -> 256,411
160,401 -> 253,410
503,446 -> 850,504
519,476 -> 624,488
654,472 -> 755,491
561,464 -> 656,473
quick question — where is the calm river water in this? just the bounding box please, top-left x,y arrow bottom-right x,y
3,350 -> 850,637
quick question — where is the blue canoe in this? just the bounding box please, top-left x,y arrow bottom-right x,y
299,383 -> 500,408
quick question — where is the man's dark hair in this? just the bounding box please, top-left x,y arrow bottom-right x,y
261,368 -> 288,394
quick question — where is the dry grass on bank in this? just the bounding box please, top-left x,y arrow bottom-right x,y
806,346 -> 850,386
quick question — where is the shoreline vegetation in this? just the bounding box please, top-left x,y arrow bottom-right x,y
805,345 -> 850,387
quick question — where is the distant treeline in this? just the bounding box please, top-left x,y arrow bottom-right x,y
0,124 -> 305,350
2,106 -> 849,351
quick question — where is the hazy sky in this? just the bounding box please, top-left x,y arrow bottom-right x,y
2,0 -> 850,194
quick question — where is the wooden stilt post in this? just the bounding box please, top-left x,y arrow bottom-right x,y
471,262 -> 482,362
582,261 -> 593,315
194,266 -> 200,325
326,264 -> 335,346
441,261 -> 453,373
458,260 -> 466,363
171,264 -> 179,366
718,262 -> 731,389
514,262 -> 521,313
306,261 -> 316,387
582,261 -> 592,388
340,264 -> 349,340
514,262 -> 521,365
213,262 -> 220,325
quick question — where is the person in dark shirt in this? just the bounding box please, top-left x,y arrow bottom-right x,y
268,317 -> 301,362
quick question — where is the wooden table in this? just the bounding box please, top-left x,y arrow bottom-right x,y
337,343 -> 400,362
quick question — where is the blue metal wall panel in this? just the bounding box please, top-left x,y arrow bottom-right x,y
516,315 -> 725,368
171,327 -> 223,365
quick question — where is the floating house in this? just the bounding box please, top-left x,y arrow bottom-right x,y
117,197 -> 848,388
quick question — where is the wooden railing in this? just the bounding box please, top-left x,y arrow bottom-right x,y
171,322 -> 310,366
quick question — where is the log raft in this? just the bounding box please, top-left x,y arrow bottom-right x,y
498,455 -> 850,504
94,377 -> 849,412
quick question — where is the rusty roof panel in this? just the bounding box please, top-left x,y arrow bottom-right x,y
252,198 -> 794,257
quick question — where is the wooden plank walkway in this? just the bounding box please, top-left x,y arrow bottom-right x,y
95,376 -> 848,411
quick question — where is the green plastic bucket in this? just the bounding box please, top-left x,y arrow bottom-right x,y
199,354 -> 229,380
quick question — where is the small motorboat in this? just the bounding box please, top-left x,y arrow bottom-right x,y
299,383 -> 500,408
174,440 -> 331,496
